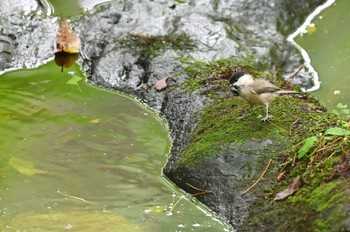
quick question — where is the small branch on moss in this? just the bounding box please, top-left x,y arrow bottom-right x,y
292,152 -> 297,167
268,120 -> 292,136
289,64 -> 304,78
320,150 -> 337,164
241,159 -> 272,196
289,118 -> 301,135
186,183 -> 213,196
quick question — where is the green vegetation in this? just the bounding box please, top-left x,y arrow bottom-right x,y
178,56 -> 272,96
116,33 -> 195,57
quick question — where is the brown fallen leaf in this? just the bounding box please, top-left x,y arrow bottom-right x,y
155,77 -> 168,91
56,17 -> 80,54
274,177 -> 300,201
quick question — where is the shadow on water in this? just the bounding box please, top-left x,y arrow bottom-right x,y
0,61 -> 229,231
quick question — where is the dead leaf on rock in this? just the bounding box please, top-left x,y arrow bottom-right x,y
155,78 -> 168,91
56,17 -> 80,54
274,177 -> 300,201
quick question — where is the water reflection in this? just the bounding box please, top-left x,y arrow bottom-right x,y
54,52 -> 79,71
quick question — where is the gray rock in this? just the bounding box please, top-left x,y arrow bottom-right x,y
0,0 -> 56,71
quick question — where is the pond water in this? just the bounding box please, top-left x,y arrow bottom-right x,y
290,0 -> 350,110
0,61 -> 229,231
42,0 -> 115,17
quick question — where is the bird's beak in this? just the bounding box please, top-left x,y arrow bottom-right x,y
230,84 -> 239,96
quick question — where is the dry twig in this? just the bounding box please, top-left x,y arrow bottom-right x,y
241,159 -> 272,196
186,183 -> 213,196
289,64 -> 304,78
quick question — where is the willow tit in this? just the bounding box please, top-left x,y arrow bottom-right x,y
229,71 -> 299,121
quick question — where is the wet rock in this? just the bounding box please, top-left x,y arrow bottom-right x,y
165,139 -> 278,226
0,35 -> 13,70
0,0 -> 56,72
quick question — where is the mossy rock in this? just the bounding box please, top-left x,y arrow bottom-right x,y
164,57 -> 350,230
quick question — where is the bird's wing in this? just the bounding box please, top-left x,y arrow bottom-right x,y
249,79 -> 281,94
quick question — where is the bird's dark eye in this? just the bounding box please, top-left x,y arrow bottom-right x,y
233,85 -> 240,90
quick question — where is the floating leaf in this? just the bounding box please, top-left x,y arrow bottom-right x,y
155,78 -> 168,91
90,119 -> 100,124
298,136 -> 318,159
56,17 -> 80,54
274,177 -> 300,201
66,75 -> 83,86
324,127 -> 350,136
306,24 -> 316,35
9,156 -> 48,176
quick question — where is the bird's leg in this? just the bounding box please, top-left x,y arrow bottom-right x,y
261,104 -> 270,122
238,104 -> 252,119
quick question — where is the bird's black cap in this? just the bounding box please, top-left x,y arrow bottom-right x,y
229,71 -> 246,84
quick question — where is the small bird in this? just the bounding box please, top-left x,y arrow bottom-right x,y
229,71 -> 299,121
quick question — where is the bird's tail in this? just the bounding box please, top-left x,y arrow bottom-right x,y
276,89 -> 300,95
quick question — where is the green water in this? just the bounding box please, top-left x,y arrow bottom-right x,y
0,61 -> 228,231
43,0 -> 114,17
293,0 -> 350,110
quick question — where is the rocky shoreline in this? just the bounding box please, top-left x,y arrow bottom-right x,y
4,1 -> 350,231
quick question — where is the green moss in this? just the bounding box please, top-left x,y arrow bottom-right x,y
308,181 -> 345,211
171,56 -> 342,169
179,93 -> 332,167
177,57 -> 272,98
116,33 -> 195,57
285,179 -> 349,232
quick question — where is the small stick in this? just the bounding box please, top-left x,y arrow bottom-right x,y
289,64 -> 304,78
289,118 -> 301,134
292,152 -> 297,167
169,197 -> 182,212
186,183 -> 204,191
268,120 -> 291,136
57,189 -> 96,205
138,171 -> 143,181
186,183 -> 213,196
241,159 -> 272,196
192,190 -> 213,197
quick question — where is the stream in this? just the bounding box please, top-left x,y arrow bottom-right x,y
0,60 -> 228,231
